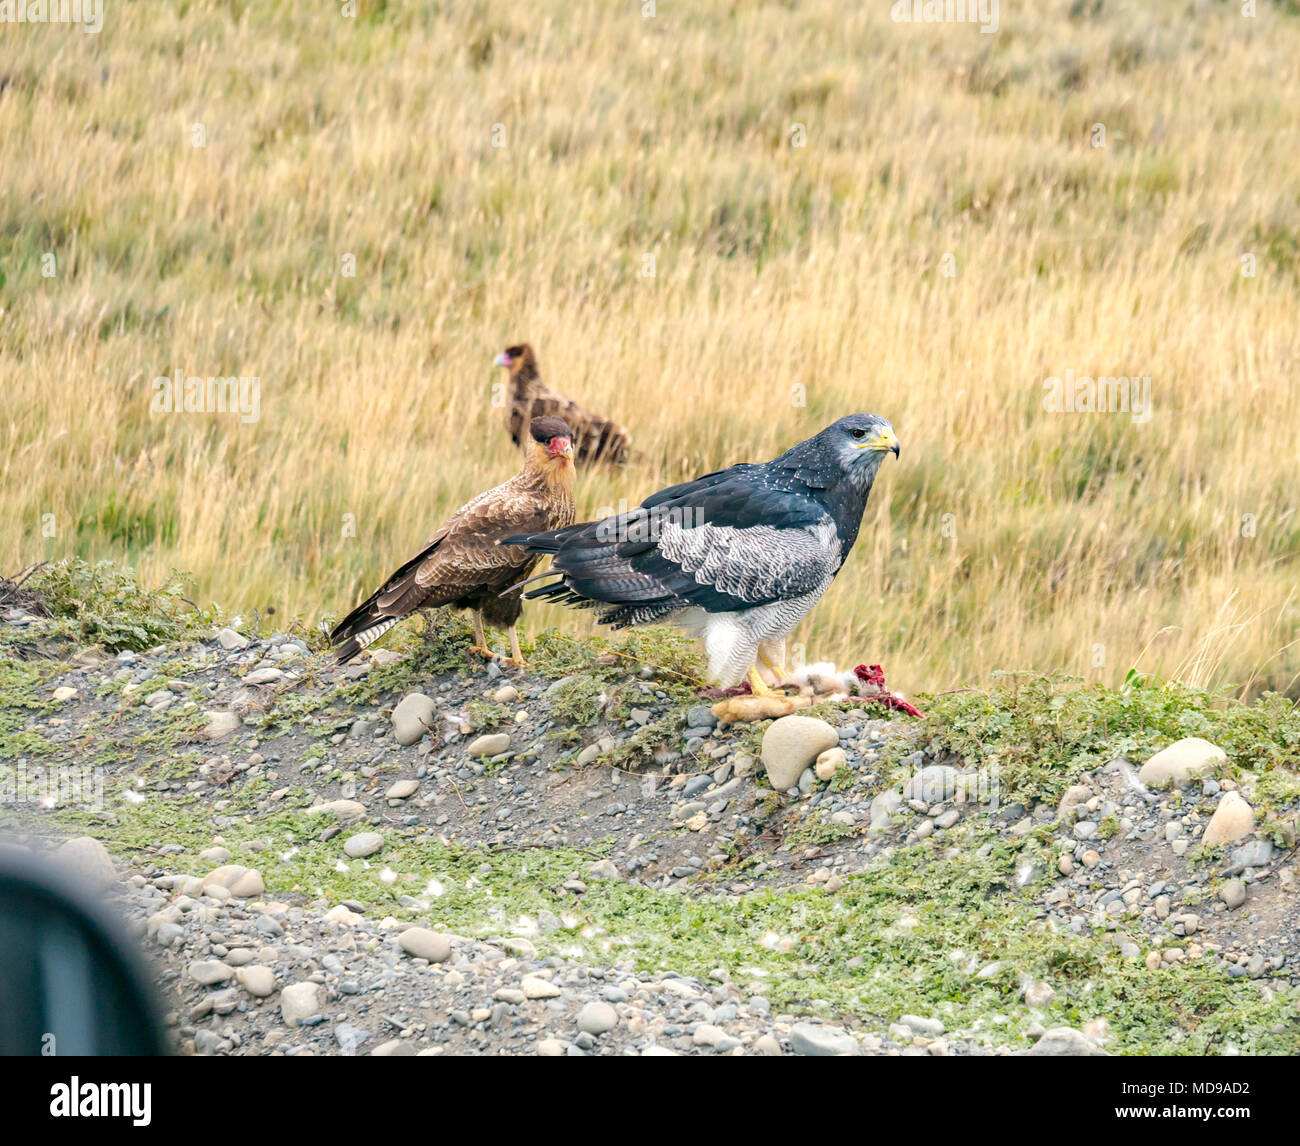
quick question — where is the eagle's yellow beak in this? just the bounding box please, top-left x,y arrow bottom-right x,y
861,426 -> 900,456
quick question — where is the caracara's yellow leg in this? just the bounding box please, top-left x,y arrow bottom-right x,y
507,625 -> 529,669
747,665 -> 776,697
469,611 -> 496,659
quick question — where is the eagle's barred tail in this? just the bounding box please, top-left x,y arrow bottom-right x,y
517,577 -> 680,629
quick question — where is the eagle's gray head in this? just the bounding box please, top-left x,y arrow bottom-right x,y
823,413 -> 900,486
771,413 -> 899,494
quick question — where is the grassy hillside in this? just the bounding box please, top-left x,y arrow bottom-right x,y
2,0 -> 1298,696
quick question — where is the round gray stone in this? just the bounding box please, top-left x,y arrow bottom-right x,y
576,1001 -> 619,1035
343,832 -> 384,858
398,927 -> 452,962
391,693 -> 436,746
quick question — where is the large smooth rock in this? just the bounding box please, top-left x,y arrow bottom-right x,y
900,1013 -> 946,1036
371,1038 -> 416,1057
789,1023 -> 858,1056
200,864 -> 263,897
308,799 -> 368,824
236,965 -> 276,997
521,976 -> 562,999
343,832 -> 384,858
217,627 -> 249,650
1022,1027 -> 1107,1056
391,693 -> 436,746
188,960 -> 233,985
323,904 -> 360,926
1023,983 -> 1057,1008
903,764 -> 959,804
1057,785 -> 1093,819
1219,879 -> 1248,909
1202,791 -> 1254,847
1229,839 -> 1274,869
686,705 -> 718,730
55,837 -> 117,890
815,747 -> 846,780
201,711 -> 241,742
467,733 -> 511,757
280,982 -> 322,1026
397,927 -> 451,962
576,1001 -> 619,1035
1138,737 -> 1226,788
761,716 -> 839,791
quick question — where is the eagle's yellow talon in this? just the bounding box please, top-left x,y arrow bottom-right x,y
747,666 -> 775,697
758,649 -> 795,689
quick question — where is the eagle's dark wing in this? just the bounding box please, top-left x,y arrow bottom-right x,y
507,465 -> 841,626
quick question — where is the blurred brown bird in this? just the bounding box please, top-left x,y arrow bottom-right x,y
330,417 -> 577,666
495,343 -> 630,466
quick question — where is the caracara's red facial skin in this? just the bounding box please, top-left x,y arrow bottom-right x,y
547,436 -> 573,458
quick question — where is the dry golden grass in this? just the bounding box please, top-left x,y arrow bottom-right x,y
2,1 -> 1298,696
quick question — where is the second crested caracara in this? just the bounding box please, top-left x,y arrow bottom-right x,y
495,343 -> 630,467
330,417 -> 577,666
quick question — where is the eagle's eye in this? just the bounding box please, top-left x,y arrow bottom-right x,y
850,427 -> 867,440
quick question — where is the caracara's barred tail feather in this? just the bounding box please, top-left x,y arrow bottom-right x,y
329,540 -> 441,663
331,614 -> 402,665
333,615 -> 403,664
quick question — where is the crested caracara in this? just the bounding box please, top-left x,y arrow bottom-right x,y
330,417 -> 577,665
495,343 -> 630,467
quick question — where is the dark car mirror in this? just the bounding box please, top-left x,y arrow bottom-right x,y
0,849 -> 168,1056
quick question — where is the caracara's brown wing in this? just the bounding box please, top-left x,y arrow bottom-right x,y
511,384 -> 629,466
330,476 -> 566,663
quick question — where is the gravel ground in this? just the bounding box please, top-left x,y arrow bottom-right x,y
3,611 -> 1298,1056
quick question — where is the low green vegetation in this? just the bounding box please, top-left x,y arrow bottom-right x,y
529,627 -> 707,694
24,558 -> 212,652
2,561 -> 1298,1054
545,676 -> 610,728
0,657 -> 63,759
900,672 -> 1300,808
18,786 -> 1297,1055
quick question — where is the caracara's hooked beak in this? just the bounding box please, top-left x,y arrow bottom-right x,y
548,436 -> 574,460
494,352 -> 512,367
